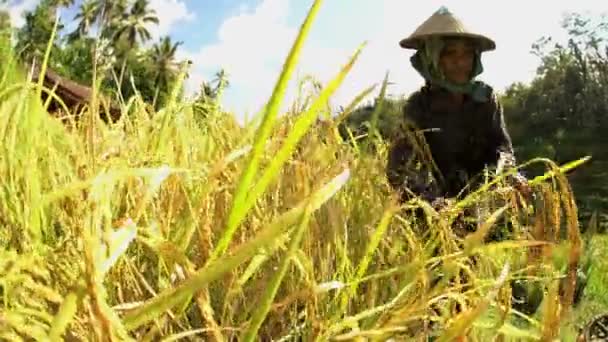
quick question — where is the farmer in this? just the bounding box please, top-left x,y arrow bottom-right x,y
387,6 -> 531,209
386,6 -> 544,318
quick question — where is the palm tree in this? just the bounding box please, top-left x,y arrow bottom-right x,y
50,0 -> 74,7
200,81 -> 216,99
113,0 -> 159,47
213,68 -> 230,93
149,36 -> 183,105
193,80 -> 220,119
67,0 -> 98,41
111,0 -> 159,94
48,0 -> 74,23
0,10 -> 10,30
14,0 -> 64,63
49,0 -> 74,12
95,0 -> 129,39
0,10 -> 10,42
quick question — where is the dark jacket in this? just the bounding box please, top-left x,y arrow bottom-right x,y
387,84 -> 519,203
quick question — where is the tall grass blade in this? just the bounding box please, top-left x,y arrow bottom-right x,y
335,84 -> 378,125
211,0 -> 326,261
338,203 -> 398,314
368,71 -> 389,141
528,156 -> 591,185
239,43 -> 365,230
241,169 -> 350,341
48,291 -> 81,341
35,15 -> 59,99
123,168 -> 350,331
436,262 -> 510,342
241,210 -> 312,341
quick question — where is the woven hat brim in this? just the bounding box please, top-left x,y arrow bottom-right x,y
400,32 -> 496,52
399,8 -> 496,52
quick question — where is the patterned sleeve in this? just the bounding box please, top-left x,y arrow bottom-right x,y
489,94 -> 515,162
489,94 -> 529,186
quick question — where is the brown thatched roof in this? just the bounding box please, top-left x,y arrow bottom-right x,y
29,63 -> 121,122
39,69 -> 90,101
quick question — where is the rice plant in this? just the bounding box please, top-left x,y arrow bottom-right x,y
0,0 -> 601,341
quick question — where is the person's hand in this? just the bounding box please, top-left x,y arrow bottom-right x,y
430,197 -> 452,211
513,179 -> 534,202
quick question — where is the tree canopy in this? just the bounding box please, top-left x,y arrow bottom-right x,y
502,12 -> 608,228
6,0 -> 224,112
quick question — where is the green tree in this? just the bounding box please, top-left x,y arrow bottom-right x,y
193,76 -> 229,121
198,81 -> 217,100
113,0 -> 159,47
15,0 -> 64,64
502,11 -> 608,228
67,0 -> 98,42
149,36 -> 183,107
0,10 -> 10,42
111,0 -> 159,100
337,95 -> 406,145
10,0 -> 185,118
94,0 -> 129,37
50,0 -> 74,8
0,10 -> 12,76
55,37 -> 97,85
0,10 -> 9,30
213,69 -> 230,94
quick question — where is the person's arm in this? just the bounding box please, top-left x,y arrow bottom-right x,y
488,96 -> 532,197
489,99 -> 516,168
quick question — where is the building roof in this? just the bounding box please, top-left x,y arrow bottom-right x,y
29,63 -> 121,121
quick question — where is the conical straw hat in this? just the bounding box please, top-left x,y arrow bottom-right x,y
399,7 -> 496,52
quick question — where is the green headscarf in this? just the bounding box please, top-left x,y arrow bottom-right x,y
410,35 -> 492,102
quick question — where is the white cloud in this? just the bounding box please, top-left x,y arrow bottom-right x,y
4,0 -> 38,28
181,0 -> 360,122
182,0 -> 608,124
148,0 -> 195,40
180,0 -> 299,120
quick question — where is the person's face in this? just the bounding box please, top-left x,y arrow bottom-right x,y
439,39 -> 476,84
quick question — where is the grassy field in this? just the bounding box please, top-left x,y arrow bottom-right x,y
1,1 -> 607,341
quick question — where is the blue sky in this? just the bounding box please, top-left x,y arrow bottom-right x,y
169,1 -> 263,52
5,0 -> 608,123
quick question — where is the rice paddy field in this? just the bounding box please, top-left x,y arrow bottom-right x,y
1,2 -> 607,341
